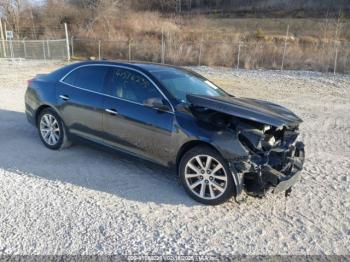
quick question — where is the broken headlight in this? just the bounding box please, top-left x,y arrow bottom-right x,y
263,125 -> 271,133
262,134 -> 278,150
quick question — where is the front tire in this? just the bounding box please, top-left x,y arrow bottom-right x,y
37,108 -> 71,150
179,146 -> 235,205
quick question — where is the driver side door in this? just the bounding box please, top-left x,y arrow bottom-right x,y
102,67 -> 175,165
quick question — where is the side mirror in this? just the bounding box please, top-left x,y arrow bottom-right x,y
144,98 -> 171,112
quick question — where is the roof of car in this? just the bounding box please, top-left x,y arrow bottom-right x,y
72,60 -> 181,72
49,60 -> 202,83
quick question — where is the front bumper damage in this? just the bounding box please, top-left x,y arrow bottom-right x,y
232,141 -> 305,198
186,93 -> 306,198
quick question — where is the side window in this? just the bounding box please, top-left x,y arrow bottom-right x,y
63,66 -> 109,93
105,68 -> 163,104
62,69 -> 79,86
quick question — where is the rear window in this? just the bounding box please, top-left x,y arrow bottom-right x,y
62,66 -> 109,92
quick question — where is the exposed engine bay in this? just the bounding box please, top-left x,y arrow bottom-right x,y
188,95 -> 305,197
233,118 -> 305,197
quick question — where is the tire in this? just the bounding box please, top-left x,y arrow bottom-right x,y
37,108 -> 71,150
179,146 -> 235,205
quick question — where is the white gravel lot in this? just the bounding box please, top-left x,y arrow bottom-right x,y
0,60 -> 349,255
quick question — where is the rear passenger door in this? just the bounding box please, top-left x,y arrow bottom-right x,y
102,67 -> 174,164
57,65 -> 109,142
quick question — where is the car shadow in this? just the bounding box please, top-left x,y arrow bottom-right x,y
0,109 -> 199,206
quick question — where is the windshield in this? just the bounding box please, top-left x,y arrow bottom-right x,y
151,69 -> 228,103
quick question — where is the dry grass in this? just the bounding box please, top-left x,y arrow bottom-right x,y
23,0 -> 349,73
75,37 -> 349,73
63,11 -> 350,73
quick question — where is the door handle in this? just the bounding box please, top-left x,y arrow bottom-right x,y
105,108 -> 119,115
59,95 -> 70,101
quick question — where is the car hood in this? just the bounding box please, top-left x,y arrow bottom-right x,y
187,94 -> 302,127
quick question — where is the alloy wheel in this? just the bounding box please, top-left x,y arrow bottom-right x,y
39,113 -> 61,146
184,155 -> 228,200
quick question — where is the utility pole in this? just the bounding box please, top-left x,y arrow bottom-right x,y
0,18 -> 6,57
64,23 -> 71,61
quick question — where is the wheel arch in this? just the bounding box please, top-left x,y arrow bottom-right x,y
176,140 -> 223,172
35,104 -> 51,125
176,139 -> 243,198
35,104 -> 63,127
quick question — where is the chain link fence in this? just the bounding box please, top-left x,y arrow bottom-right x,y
0,36 -> 349,74
0,39 -> 68,60
70,37 -> 350,74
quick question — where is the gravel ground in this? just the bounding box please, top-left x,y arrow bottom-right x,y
0,60 -> 349,255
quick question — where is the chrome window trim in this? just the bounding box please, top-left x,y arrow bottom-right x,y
59,63 -> 175,113
59,81 -> 153,108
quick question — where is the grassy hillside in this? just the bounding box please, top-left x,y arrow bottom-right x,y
198,18 -> 350,40
132,0 -> 350,18
1,0 -> 349,72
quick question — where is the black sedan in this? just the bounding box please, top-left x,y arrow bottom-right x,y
25,61 -> 305,205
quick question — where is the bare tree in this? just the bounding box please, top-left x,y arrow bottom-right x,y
333,9 -> 345,43
176,0 -> 181,13
0,0 -> 27,38
320,10 -> 330,43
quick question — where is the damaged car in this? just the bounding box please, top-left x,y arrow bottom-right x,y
25,61 -> 305,205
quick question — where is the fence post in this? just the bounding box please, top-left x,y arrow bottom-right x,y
42,41 -> 46,62
281,24 -> 289,71
161,27 -> 165,64
0,18 -> 6,57
9,40 -> 14,59
198,39 -> 202,66
47,40 -> 50,59
237,42 -> 242,70
23,40 -> 26,58
128,40 -> 131,61
64,23 -> 71,61
168,31 -> 172,64
98,40 -> 101,60
71,36 -> 74,57
334,43 -> 339,75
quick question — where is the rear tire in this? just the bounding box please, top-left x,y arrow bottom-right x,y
37,108 -> 71,150
179,146 -> 235,205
